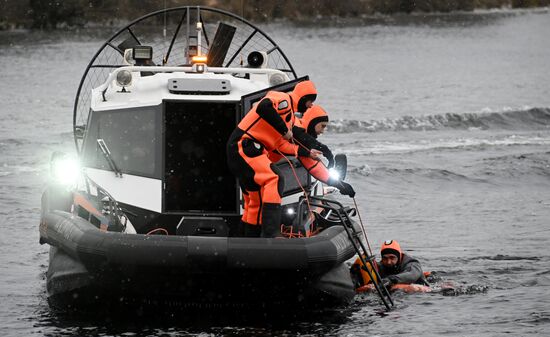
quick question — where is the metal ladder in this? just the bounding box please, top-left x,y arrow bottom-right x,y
297,195 -> 395,311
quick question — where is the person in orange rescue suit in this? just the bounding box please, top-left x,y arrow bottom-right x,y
270,104 -> 355,197
377,240 -> 428,289
226,82 -> 321,238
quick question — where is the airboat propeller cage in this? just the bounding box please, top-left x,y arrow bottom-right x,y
72,6 -> 299,215
74,6 -> 297,147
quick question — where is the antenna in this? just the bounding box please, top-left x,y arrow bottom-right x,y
163,0 -> 167,38
185,7 -> 202,64
196,6 -> 202,57
185,8 -> 190,64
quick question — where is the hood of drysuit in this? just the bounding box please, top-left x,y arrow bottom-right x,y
381,240 -> 403,264
268,90 -> 294,126
301,105 -> 329,138
290,80 -> 317,113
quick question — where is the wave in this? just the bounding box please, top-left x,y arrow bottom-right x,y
482,151 -> 550,177
351,152 -> 550,180
421,271 -> 491,296
329,107 -> 550,133
0,138 -> 28,146
468,255 -> 541,261
334,135 -> 550,159
440,284 -> 489,296
0,164 -> 43,176
350,165 -> 489,182
350,151 -> 550,181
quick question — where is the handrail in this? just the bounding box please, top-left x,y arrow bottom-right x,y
97,65 -> 289,100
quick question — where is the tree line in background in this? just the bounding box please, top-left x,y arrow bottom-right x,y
1,0 -> 548,29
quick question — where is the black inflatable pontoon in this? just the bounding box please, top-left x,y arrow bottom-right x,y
41,208 -> 358,307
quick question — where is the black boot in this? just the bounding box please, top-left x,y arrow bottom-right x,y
261,203 -> 283,238
241,220 -> 262,237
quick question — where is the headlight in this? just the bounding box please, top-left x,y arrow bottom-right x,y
50,153 -> 80,185
116,70 -> 132,87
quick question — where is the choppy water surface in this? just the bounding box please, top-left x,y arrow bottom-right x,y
1,9 -> 549,336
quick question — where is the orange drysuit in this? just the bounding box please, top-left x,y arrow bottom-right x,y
226,81 -> 319,237
227,91 -> 301,237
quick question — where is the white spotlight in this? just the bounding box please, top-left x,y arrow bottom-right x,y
329,168 -> 340,181
51,156 -> 80,186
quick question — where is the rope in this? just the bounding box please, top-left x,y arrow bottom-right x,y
277,150 -> 315,236
353,197 -> 373,256
291,136 -> 312,155
146,228 -> 169,235
291,135 -> 375,255
279,130 -> 392,307
281,223 -> 304,238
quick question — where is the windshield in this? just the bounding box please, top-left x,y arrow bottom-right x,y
82,105 -> 162,178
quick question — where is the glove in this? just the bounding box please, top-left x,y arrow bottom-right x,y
337,181 -> 355,198
316,143 -> 334,168
310,149 -> 322,160
381,277 -> 395,289
327,178 -> 355,198
283,129 -> 293,140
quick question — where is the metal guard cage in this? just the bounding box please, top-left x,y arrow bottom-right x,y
73,6 -> 298,153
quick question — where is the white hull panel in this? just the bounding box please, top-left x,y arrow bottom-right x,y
85,168 -> 162,213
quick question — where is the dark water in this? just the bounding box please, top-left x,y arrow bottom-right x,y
1,8 -> 550,336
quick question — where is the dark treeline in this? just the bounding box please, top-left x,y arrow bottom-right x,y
1,0 -> 548,29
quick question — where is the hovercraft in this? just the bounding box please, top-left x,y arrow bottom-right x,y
39,6 -> 381,309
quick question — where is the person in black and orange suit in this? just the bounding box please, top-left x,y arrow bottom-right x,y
377,240 -> 428,288
226,81 -> 321,238
270,105 -> 355,197
351,239 -> 428,291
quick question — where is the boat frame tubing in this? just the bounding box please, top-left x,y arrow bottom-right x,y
40,211 -> 355,275
304,196 -> 395,311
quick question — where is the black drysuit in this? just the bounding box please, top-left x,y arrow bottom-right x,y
377,253 -> 428,285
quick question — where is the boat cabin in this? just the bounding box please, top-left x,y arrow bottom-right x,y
78,61 -> 316,235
